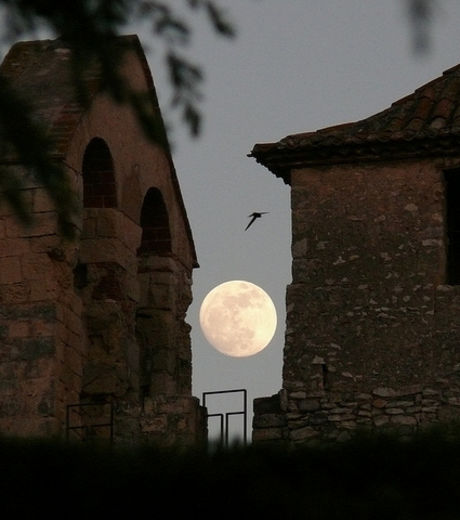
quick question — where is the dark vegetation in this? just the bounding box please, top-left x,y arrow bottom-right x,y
2,423 -> 460,519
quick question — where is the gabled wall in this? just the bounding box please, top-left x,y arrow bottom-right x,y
0,39 -> 205,446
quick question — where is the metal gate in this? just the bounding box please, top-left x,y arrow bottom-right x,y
202,389 -> 247,446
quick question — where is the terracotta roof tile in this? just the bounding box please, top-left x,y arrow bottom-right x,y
250,63 -> 460,183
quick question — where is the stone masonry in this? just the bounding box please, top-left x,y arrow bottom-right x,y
0,36 -> 206,446
250,63 -> 460,444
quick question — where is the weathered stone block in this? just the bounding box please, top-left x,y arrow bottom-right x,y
12,337 -> 55,361
252,413 -> 286,428
6,212 -> 57,238
290,426 -> 319,441
373,387 -> 396,398
252,428 -> 285,442
253,394 -> 283,415
32,188 -> 54,213
140,415 -> 167,433
373,415 -> 390,427
309,413 -> 328,425
298,399 -> 320,412
390,415 -> 417,426
0,238 -> 30,257
0,256 -> 22,284
386,408 -> 405,415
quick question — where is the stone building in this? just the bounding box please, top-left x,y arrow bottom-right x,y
0,36 -> 206,445
250,63 -> 460,444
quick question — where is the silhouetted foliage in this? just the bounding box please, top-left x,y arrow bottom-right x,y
2,0 -> 235,137
2,423 -> 460,518
0,0 -> 235,237
406,0 -> 434,53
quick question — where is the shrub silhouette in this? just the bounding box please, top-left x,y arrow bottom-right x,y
2,424 -> 460,519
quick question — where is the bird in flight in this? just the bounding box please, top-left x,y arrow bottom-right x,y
245,212 -> 269,231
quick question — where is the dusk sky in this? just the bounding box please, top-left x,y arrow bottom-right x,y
134,0 -> 460,442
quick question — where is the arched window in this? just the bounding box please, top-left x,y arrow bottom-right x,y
138,188 -> 171,255
82,138 -> 117,208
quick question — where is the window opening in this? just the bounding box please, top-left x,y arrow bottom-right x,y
138,188 -> 171,255
444,169 -> 460,284
82,138 -> 117,208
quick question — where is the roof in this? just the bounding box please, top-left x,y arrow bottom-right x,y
250,63 -> 460,184
0,36 -> 198,266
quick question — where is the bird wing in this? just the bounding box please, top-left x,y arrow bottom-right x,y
245,215 -> 257,230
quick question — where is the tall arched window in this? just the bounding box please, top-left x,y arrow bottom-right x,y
138,188 -> 171,255
82,138 -> 117,208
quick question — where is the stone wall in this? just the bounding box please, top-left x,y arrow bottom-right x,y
0,173 -> 205,444
253,156 -> 460,444
254,381 -> 460,444
0,166 -> 81,437
0,40 -> 205,446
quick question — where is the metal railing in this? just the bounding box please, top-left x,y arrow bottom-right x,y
66,401 -> 113,443
202,389 -> 247,446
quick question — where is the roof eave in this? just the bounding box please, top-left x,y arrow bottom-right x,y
250,131 -> 460,183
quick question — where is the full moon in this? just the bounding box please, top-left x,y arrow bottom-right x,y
199,280 -> 277,358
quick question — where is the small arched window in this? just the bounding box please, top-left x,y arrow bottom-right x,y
138,188 -> 171,255
82,138 -> 117,208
